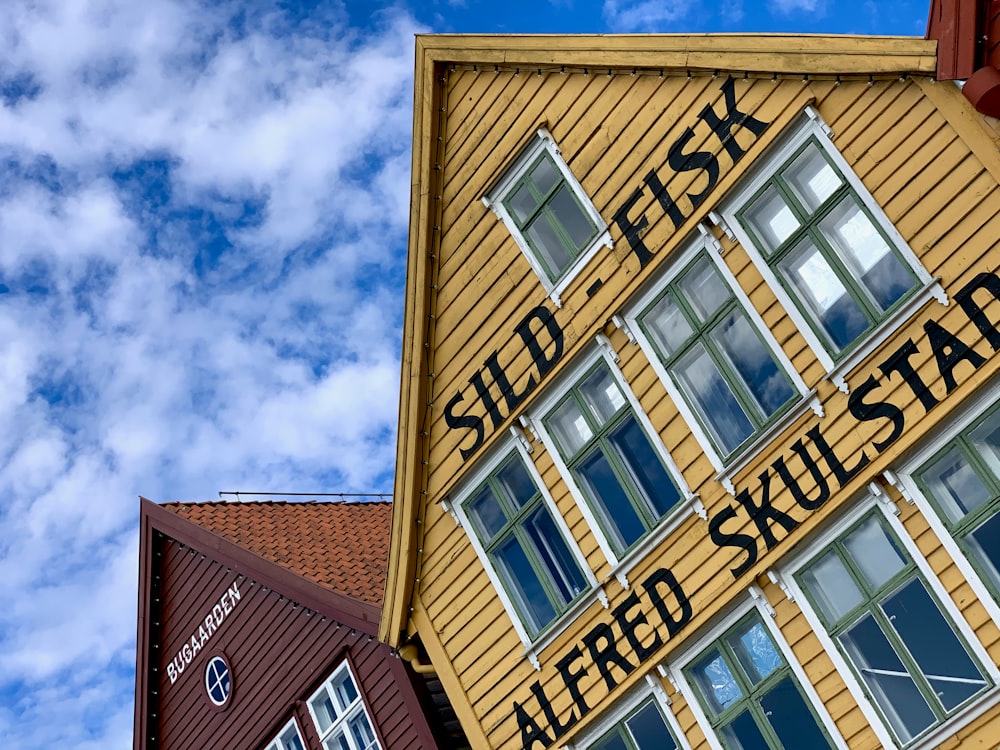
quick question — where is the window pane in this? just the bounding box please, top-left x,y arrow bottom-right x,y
523,505 -> 587,605
730,620 -> 782,685
711,310 -> 795,419
311,694 -> 336,733
507,181 -> 540,224
692,649 -> 743,714
577,448 -> 647,551
349,713 -> 377,750
548,397 -> 593,455
467,486 -> 509,541
643,291 -> 694,356
745,185 -> 799,253
625,701 -> 677,749
324,733 -> 351,750
722,708 -> 770,750
608,416 -> 680,519
882,578 -> 988,711
819,198 -> 913,312
786,144 -> 842,211
843,516 -> 907,591
800,550 -> 863,622
968,513 -> 1000,592
281,726 -> 305,750
970,410 -> 1000,477
840,612 -> 936,743
549,185 -> 596,250
761,676 -> 833,750
579,367 -> 627,426
780,238 -> 868,351
679,257 -> 730,322
334,673 -> 358,710
495,457 -> 537,511
529,154 -> 559,196
922,448 -> 992,523
675,341 -> 754,455
526,213 -> 574,277
494,535 -> 557,632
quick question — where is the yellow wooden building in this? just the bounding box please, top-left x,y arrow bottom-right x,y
382,11 -> 1000,750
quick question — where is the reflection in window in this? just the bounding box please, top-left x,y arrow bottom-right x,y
637,252 -> 796,459
265,721 -> 305,750
544,362 -> 682,556
797,513 -> 990,745
738,138 -> 919,357
916,406 -> 1000,602
589,698 -> 680,750
686,612 -> 835,750
308,664 -> 381,750
465,452 -> 588,636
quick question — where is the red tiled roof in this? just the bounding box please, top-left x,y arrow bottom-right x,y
161,500 -> 391,606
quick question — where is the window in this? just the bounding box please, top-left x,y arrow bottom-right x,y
542,360 -> 683,557
484,129 -> 611,302
685,611 -> 836,750
914,404 -> 1000,604
308,664 -> 380,750
634,248 -> 798,460
462,450 -> 590,637
796,512 -> 991,745
587,697 -> 681,750
265,720 -> 305,750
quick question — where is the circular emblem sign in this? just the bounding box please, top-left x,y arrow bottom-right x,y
205,654 -> 232,707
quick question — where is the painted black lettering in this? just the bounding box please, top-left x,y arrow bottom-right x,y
735,470 -> 799,551
484,349 -> 534,414
848,374 -> 905,453
709,504 -> 758,577
924,319 -> 986,394
515,306 -> 564,380
530,679 -> 577,738
612,186 -> 654,267
808,424 -> 870,487
445,390 -> 485,461
643,169 -> 687,232
612,591 -> 664,662
666,128 -> 720,208
581,622 -> 635,691
772,439 -> 830,512
955,272 -> 1000,351
554,646 -> 591,721
640,567 -> 693,638
515,697 -> 553,750
698,76 -> 771,163
879,338 -> 939,412
469,367 -> 504,431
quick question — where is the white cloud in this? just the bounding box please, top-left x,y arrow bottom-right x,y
0,0 -> 424,745
602,0 -> 693,32
768,0 -> 827,16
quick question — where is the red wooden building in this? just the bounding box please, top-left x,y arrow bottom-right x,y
133,498 -> 467,750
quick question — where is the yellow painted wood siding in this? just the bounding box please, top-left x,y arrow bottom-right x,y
413,62 -> 1000,750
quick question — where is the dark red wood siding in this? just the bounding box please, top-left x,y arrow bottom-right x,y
146,531 -> 435,750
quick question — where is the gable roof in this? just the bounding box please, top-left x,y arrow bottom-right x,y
161,499 -> 391,606
379,32 -> 939,648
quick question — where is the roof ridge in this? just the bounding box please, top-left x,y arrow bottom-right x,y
161,498 -> 392,509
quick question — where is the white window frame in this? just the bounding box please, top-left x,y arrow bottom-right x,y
482,127 -> 612,307
619,231 -> 821,494
523,339 -> 701,589
715,108 -> 946,394
444,436 -> 604,670
563,676 -> 691,750
264,719 -> 306,750
891,379 -> 1000,627
772,496 -> 1000,750
663,591 -> 849,750
307,662 -> 381,750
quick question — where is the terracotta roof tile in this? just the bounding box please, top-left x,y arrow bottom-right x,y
161,500 -> 391,606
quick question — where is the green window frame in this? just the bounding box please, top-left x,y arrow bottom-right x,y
796,512 -> 991,746
736,136 -> 919,358
464,452 -> 589,637
914,404 -> 1000,605
685,611 -> 836,750
636,250 -> 797,459
500,149 -> 601,283
587,697 -> 680,750
543,361 -> 682,557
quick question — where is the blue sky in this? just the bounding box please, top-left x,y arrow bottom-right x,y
0,0 -> 930,746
